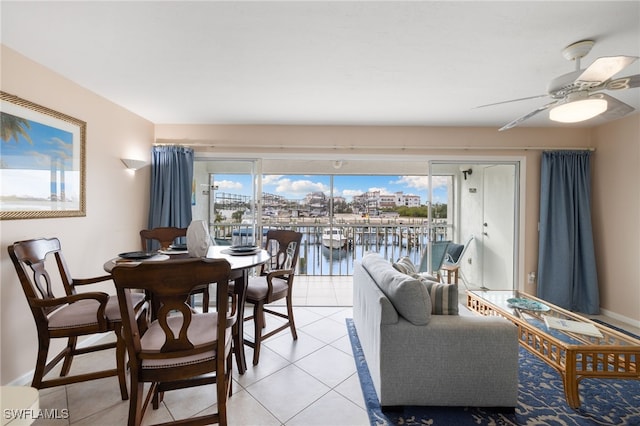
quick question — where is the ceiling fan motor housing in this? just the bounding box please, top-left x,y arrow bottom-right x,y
547,70 -> 586,98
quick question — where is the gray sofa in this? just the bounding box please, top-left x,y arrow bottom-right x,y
353,253 -> 519,408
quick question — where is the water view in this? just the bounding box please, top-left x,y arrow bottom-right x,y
215,217 -> 449,276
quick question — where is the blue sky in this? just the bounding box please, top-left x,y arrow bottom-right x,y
213,174 -> 449,204
1,112 -> 74,170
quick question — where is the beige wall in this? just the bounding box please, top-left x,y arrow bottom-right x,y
592,114 -> 640,321
2,43 -> 638,386
1,46 -> 154,384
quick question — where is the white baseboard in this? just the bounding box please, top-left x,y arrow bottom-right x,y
599,307 -> 640,330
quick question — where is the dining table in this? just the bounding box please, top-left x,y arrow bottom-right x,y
104,244 -> 271,375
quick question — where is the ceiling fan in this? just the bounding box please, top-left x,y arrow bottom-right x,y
478,40 -> 640,131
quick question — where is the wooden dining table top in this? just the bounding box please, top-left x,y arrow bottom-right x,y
104,245 -> 270,273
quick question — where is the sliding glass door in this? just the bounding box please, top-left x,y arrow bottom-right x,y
192,159 -> 259,245
191,157 -> 520,289
428,161 -> 520,290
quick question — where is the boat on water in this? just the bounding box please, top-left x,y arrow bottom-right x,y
322,228 -> 348,249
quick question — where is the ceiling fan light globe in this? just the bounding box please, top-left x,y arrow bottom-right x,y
549,98 -> 608,123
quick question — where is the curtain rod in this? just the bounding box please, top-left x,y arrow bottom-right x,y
154,142 -> 595,152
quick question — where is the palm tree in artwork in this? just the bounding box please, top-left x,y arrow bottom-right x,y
1,112 -> 32,144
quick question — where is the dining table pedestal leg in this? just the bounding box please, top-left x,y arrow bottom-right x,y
232,271 -> 249,374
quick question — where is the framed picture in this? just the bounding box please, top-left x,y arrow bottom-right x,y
1,91 -> 86,219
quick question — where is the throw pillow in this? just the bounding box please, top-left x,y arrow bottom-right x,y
393,257 -> 439,281
392,256 -> 417,275
420,279 -> 459,315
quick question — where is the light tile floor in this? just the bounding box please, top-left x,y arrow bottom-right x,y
32,302 -> 368,425
28,276 -> 640,425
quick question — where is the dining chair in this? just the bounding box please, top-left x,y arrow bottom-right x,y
232,229 -> 303,366
140,226 -> 210,312
441,234 -> 475,289
7,237 -> 146,400
111,257 -> 234,426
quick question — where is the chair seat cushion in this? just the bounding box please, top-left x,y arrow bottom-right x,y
140,312 -> 232,369
244,276 -> 289,301
106,292 -> 146,323
48,292 -> 146,330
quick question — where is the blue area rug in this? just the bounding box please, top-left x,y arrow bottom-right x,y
346,318 -> 640,426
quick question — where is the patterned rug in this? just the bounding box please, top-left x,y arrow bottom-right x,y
346,318 -> 640,426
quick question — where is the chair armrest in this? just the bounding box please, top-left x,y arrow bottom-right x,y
71,275 -> 112,286
31,291 -> 110,308
264,269 -> 294,301
265,269 -> 293,280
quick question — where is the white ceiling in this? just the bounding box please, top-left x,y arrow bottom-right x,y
2,1 -> 639,130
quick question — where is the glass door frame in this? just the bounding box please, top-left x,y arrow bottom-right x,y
428,157 -> 525,290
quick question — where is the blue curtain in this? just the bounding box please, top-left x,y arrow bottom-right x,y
148,145 -> 194,231
537,151 -> 599,314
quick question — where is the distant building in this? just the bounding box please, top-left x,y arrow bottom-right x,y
353,190 -> 421,212
396,191 -> 421,207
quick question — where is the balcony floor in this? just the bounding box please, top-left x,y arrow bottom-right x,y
282,275 -> 355,307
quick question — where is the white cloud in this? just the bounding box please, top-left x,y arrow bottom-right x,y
275,178 -> 328,195
216,179 -> 243,190
367,186 -> 388,193
262,175 -> 283,185
393,175 -> 448,191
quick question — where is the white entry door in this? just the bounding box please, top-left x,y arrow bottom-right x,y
481,165 -> 515,290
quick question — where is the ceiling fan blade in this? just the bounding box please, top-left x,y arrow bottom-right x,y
475,94 -> 548,109
594,93 -> 635,120
577,56 -> 638,84
498,101 -> 558,131
604,74 -> 640,91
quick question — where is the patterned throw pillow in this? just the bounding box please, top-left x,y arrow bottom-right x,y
392,256 -> 417,275
421,279 -> 459,315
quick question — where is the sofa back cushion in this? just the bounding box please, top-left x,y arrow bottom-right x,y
362,254 -> 432,325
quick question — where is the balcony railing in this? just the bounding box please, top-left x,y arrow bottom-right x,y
210,219 -> 451,276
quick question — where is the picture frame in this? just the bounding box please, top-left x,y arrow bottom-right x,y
1,91 -> 86,219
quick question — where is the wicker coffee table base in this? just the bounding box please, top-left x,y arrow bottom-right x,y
467,291 -> 640,409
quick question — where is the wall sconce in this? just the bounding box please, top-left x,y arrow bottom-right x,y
462,168 -> 472,180
121,158 -> 147,171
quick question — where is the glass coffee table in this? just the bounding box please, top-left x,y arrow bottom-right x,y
467,290 -> 640,409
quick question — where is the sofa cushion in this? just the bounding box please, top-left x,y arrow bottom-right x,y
421,279 -> 459,315
362,254 -> 431,325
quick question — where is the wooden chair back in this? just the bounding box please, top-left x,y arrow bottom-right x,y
113,257 -> 232,358
261,229 -> 303,278
139,227 -> 187,251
